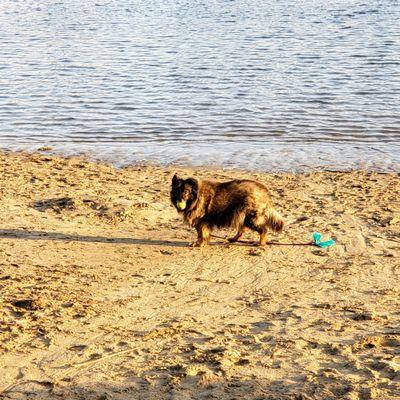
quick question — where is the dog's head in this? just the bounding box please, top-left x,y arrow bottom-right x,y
171,174 -> 199,212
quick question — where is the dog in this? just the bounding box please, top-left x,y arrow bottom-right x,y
171,174 -> 284,247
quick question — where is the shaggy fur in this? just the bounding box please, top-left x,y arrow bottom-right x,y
171,174 -> 284,247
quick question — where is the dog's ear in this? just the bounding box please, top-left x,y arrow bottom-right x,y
185,178 -> 198,191
172,174 -> 180,186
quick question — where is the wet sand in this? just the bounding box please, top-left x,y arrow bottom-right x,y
0,150 -> 399,399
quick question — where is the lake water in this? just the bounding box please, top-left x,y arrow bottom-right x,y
0,0 -> 399,171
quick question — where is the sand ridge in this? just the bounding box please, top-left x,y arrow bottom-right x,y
0,151 -> 399,399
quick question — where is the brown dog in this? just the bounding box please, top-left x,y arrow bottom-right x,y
171,175 -> 284,247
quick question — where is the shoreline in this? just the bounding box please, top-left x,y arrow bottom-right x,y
0,151 -> 399,399
2,142 -> 400,174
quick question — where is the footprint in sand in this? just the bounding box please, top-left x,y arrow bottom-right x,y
346,232 -> 367,255
352,334 -> 400,352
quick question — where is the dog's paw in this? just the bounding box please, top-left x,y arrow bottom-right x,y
189,241 -> 206,248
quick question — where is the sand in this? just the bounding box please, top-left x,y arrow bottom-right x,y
0,150 -> 399,400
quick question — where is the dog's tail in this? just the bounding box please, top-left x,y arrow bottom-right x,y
264,208 -> 284,233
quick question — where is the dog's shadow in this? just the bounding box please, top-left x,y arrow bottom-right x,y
0,229 -> 189,247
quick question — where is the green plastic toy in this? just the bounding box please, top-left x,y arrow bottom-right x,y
312,232 -> 335,248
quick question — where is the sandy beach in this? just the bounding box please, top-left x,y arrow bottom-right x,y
0,150 -> 399,399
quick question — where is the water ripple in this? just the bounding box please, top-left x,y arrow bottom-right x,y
0,0 -> 399,171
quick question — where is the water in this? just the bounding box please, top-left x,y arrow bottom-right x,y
0,0 -> 399,171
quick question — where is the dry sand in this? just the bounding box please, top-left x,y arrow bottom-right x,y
0,150 -> 399,400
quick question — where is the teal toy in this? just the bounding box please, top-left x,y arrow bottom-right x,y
312,232 -> 335,248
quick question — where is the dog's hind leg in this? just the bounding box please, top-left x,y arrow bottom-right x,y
228,225 -> 245,243
258,208 -> 283,246
259,229 -> 268,246
245,211 -> 268,246
228,211 -> 246,243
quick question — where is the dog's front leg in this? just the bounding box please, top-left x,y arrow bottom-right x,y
191,222 -> 210,247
